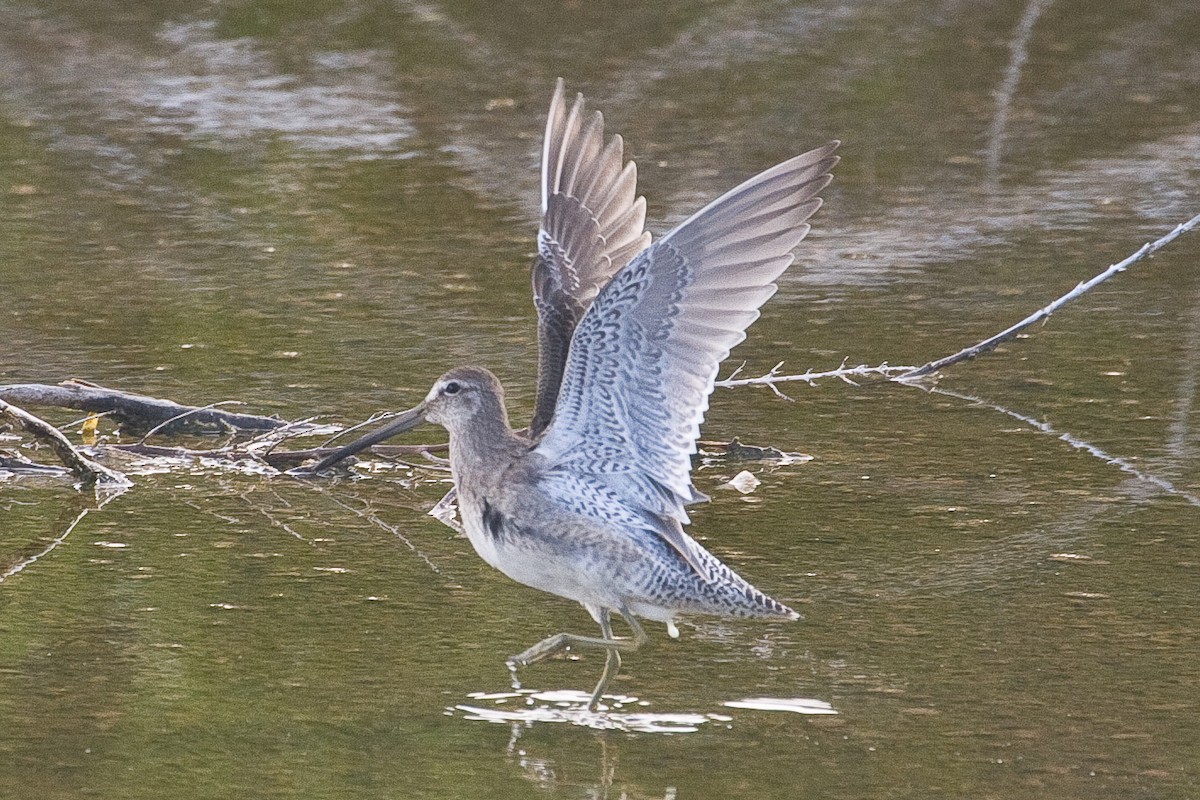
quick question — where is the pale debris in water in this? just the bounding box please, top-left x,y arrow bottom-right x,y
722,470 -> 761,494
666,620 -> 680,638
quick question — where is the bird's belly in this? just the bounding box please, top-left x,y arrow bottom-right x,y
460,509 -> 616,608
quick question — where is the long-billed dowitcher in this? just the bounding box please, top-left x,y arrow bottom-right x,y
312,79 -> 838,709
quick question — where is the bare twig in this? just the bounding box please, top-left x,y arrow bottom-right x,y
318,411 -> 396,449
248,416 -> 333,453
236,486 -> 318,545
0,398 -> 129,486
715,359 -> 915,392
135,400 -> 250,443
304,483 -> 449,577
716,214 -> 1200,390
899,211 -> 1200,380
60,409 -> 116,432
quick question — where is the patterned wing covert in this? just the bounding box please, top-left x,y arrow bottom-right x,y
535,142 -> 840,580
530,78 -> 652,438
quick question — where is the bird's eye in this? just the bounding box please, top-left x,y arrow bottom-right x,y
443,381 -> 462,395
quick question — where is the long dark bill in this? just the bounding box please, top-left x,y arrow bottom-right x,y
308,403 -> 427,473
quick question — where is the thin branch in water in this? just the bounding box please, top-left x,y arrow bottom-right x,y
0,398 -> 129,487
318,411 -> 396,449
179,497 -> 243,527
248,416 -> 332,454
1,489 -> 124,582
930,385 -> 1200,508
715,359 -> 915,392
237,486 -> 318,546
0,507 -> 92,582
59,409 -> 116,432
900,211 -> 1200,379
136,400 -> 248,444
303,481 -> 449,578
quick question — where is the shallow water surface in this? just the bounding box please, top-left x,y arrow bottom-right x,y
2,1 -> 1199,798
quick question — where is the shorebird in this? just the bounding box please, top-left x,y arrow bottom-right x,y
312,79 -> 838,709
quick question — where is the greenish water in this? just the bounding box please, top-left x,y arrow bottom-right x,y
2,1 -> 1198,798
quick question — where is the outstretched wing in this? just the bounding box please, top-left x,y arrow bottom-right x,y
534,142 -> 840,579
530,78 -> 652,438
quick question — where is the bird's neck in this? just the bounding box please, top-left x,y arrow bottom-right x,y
445,409 -> 527,489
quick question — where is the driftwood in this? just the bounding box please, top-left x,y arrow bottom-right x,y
0,398 -> 129,486
0,380 -> 287,434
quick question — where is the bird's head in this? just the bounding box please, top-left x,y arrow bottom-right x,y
421,366 -> 507,431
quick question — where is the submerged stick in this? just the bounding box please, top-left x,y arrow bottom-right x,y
0,398 -> 129,486
900,211 -> 1200,379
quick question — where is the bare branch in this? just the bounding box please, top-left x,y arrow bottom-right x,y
0,381 -> 288,434
0,398 -> 129,487
318,411 -> 397,449
135,400 -> 250,443
715,361 -> 914,391
899,211 -> 1200,380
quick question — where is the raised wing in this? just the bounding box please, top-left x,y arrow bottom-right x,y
534,142 -> 840,578
530,78 -> 652,438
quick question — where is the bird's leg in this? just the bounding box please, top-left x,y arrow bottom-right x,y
585,608 -> 652,709
588,609 -> 622,710
616,607 -> 650,647
507,607 -> 649,710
